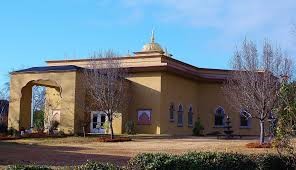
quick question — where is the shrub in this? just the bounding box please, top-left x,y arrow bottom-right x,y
252,154 -> 294,170
127,152 -> 294,170
7,164 -> 52,170
49,120 -> 59,134
76,161 -> 119,170
33,110 -> 45,132
103,121 -> 110,134
192,118 -> 204,136
127,153 -> 176,170
7,127 -> 19,136
7,162 -> 119,170
6,152 -> 296,170
0,122 -> 7,134
125,121 -> 135,135
57,130 -> 65,137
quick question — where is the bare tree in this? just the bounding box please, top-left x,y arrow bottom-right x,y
32,86 -> 45,113
83,51 -> 129,139
0,82 -> 9,100
0,82 -> 10,115
224,39 -> 292,144
31,86 -> 46,130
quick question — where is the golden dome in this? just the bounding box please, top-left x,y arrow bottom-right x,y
142,31 -> 164,52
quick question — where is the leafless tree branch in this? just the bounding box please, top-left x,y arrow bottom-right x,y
83,50 -> 130,139
224,39 -> 293,144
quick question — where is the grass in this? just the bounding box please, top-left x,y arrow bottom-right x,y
0,136 -> 291,167
4,136 -> 281,154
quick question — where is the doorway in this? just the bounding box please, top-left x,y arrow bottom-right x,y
90,111 -> 107,134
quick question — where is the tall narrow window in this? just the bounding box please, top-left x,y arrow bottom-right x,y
169,103 -> 175,122
188,106 -> 193,127
177,104 -> 183,127
240,110 -> 251,128
214,107 -> 225,127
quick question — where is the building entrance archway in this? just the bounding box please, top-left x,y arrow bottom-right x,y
19,79 -> 62,131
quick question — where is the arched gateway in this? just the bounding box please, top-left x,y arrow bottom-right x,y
8,66 -> 80,134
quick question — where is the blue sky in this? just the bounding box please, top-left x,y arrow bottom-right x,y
1,0 -> 296,87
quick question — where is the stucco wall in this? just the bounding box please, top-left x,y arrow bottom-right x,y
197,82 -> 260,136
160,72 -> 261,136
160,72 -> 199,135
8,71 -> 77,134
74,71 -> 86,134
44,87 -> 62,130
126,72 -> 162,134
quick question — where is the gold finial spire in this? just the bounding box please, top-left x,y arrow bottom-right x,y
141,29 -> 164,52
151,29 -> 155,43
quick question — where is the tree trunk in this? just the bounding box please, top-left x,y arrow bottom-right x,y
110,121 -> 114,140
83,126 -> 86,138
259,120 -> 265,144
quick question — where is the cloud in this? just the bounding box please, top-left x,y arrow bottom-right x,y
121,0 -> 296,55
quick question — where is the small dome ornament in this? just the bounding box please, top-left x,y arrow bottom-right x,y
142,30 -> 164,52
164,47 -> 173,57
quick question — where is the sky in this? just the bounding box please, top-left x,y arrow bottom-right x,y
0,0 -> 296,88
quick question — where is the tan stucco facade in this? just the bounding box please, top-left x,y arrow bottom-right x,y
8,51 -> 262,136
9,71 -> 77,133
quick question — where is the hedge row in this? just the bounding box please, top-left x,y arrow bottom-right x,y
6,161 -> 119,170
6,152 -> 296,170
127,152 -> 295,170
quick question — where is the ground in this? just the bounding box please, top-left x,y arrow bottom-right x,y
0,136 -> 281,167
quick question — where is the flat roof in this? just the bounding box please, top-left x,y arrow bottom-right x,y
12,65 -> 82,74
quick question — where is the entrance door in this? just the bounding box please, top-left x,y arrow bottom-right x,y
90,111 -> 107,134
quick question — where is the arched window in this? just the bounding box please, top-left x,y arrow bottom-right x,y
177,104 -> 183,127
214,107 -> 225,126
240,110 -> 251,128
188,106 -> 193,127
169,103 -> 175,122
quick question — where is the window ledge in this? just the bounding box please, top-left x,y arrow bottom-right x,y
169,119 -> 174,122
177,124 -> 183,127
188,125 -> 193,128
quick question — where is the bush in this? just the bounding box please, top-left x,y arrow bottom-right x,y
252,154 -> 294,170
49,120 -> 59,134
76,161 -> 119,170
33,110 -> 45,132
127,153 -> 177,170
0,122 -> 7,134
103,121 -> 110,134
125,121 -> 135,135
7,127 -> 19,136
6,152 -> 295,170
192,118 -> 204,136
7,161 -> 119,170
127,152 -> 294,170
7,164 -> 52,170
